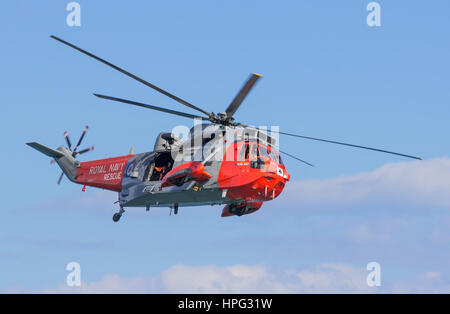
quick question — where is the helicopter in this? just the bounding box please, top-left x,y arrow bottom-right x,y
26,36 -> 422,222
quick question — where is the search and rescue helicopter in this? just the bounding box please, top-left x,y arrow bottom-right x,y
26,36 -> 422,222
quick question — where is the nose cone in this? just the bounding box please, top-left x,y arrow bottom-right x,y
278,164 -> 290,181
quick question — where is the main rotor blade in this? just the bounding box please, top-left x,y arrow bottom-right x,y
240,125 -> 422,160
225,73 -> 262,118
275,130 -> 422,160
279,150 -> 314,167
50,35 -> 212,117
93,93 -> 210,121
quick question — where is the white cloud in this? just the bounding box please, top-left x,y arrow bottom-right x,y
5,263 -> 448,294
25,263 -> 448,294
282,157 -> 450,209
423,272 -> 441,280
31,263 -> 450,294
37,263 -> 370,294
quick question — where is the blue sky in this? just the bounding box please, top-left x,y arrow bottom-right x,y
1,1 -> 449,292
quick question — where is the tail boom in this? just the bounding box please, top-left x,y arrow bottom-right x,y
27,142 -> 133,192
75,155 -> 133,191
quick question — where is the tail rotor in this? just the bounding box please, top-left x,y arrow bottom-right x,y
53,126 -> 94,184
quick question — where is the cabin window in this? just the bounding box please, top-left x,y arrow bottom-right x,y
238,143 -> 246,161
143,163 -> 154,181
244,144 -> 250,160
202,133 -> 215,145
148,152 -> 174,181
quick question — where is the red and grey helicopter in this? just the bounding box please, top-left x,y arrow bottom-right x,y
27,36 -> 422,222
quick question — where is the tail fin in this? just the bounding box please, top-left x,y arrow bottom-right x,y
26,142 -> 78,182
26,142 -> 64,158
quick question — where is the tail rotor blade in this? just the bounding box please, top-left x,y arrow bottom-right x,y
64,131 -> 72,150
73,126 -> 88,153
76,146 -> 94,155
57,172 -> 64,184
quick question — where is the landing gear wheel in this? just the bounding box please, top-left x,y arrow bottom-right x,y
113,213 -> 122,222
113,207 -> 125,222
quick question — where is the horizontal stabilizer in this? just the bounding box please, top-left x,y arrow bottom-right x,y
26,142 -> 64,158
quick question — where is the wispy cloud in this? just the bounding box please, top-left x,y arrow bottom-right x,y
281,157 -> 450,209
5,263 -> 446,294
39,263 -> 371,294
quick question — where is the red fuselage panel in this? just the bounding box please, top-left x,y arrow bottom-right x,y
75,155 -> 133,191
218,141 -> 289,202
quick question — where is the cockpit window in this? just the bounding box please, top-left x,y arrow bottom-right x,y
268,148 -> 277,161
278,153 -> 284,165
259,145 -> 270,159
268,147 -> 283,165
251,144 -> 259,159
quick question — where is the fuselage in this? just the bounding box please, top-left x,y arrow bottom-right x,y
71,126 -> 290,215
